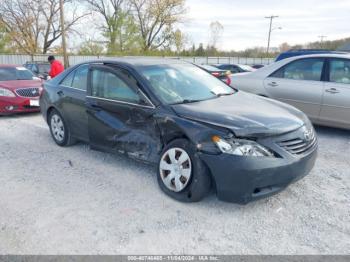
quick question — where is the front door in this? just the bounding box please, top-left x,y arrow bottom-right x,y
86,64 -> 161,163
320,58 -> 350,129
263,58 -> 325,121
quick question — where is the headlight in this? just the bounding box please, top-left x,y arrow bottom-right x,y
0,88 -> 15,97
212,135 -> 275,157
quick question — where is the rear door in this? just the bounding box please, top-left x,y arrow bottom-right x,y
57,64 -> 89,141
319,58 -> 350,128
263,58 -> 325,121
86,64 -> 160,163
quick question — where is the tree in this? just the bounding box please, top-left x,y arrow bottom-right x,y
0,21 -> 11,53
85,0 -> 140,54
78,39 -> 104,55
172,29 -> 187,54
209,21 -> 223,49
279,42 -> 291,52
0,0 -> 87,54
130,0 -> 186,51
195,43 -> 205,56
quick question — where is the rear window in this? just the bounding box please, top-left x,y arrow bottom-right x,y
0,67 -> 34,81
38,64 -> 51,73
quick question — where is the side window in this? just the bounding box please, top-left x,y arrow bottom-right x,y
270,58 -> 324,81
329,59 -> 350,84
72,65 -> 88,91
219,65 -> 230,71
60,70 -> 75,87
32,65 -> 39,73
231,66 -> 240,73
91,69 -> 141,104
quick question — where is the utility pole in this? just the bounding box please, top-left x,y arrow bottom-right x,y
265,15 -> 279,55
59,0 -> 69,68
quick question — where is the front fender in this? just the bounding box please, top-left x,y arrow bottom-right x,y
155,112 -> 229,155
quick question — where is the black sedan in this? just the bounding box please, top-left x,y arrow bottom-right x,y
212,63 -> 255,74
40,59 -> 317,204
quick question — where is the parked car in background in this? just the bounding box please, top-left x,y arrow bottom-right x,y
230,54 -> 350,130
252,64 -> 265,69
275,49 -> 346,62
40,58 -> 317,204
212,63 -> 255,74
0,65 -> 42,115
24,61 -> 51,80
197,64 -> 232,85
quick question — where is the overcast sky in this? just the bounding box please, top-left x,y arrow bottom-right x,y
181,0 -> 350,50
71,0 -> 350,51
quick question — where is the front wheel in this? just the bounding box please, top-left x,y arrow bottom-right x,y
157,139 -> 212,202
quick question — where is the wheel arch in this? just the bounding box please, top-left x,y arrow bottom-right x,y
46,106 -> 62,124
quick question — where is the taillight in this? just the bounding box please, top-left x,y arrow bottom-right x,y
211,72 -> 220,77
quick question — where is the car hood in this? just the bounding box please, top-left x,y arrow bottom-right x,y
0,80 -> 42,91
171,91 -> 307,137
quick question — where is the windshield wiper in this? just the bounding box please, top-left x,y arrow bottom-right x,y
210,91 -> 234,97
170,99 -> 203,105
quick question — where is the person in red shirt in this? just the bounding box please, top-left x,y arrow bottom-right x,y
48,56 -> 64,78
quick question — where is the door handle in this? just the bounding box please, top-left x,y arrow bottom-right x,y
325,88 -> 339,94
85,101 -> 101,111
57,90 -> 64,96
268,82 -> 278,87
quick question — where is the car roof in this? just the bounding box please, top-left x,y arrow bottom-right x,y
85,57 -> 188,67
275,50 -> 348,61
282,53 -> 350,61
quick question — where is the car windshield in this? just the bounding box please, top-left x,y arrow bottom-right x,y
139,63 -> 235,105
0,67 -> 34,81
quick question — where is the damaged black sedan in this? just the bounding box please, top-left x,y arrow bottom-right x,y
40,59 -> 317,204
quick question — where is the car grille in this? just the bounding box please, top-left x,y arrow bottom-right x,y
278,127 -> 317,156
15,88 -> 40,98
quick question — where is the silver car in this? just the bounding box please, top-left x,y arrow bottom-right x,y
230,54 -> 350,130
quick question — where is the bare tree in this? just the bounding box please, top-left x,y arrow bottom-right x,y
0,0 -> 87,54
85,0 -> 139,54
130,0 -> 186,51
209,21 -> 224,49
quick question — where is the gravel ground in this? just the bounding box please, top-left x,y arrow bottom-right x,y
0,113 -> 349,255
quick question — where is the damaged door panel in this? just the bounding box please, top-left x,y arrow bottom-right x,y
86,64 -> 161,163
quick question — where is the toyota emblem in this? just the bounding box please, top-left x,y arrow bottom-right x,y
304,129 -> 312,141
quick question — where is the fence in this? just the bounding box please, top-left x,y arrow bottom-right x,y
0,54 -> 275,67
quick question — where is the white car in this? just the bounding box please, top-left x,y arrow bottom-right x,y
230,54 -> 350,130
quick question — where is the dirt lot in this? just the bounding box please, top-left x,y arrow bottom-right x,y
0,113 -> 349,255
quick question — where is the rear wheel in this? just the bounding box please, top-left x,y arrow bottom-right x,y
157,139 -> 211,202
48,109 -> 76,146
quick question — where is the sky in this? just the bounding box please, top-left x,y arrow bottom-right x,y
180,0 -> 350,51
71,0 -> 350,52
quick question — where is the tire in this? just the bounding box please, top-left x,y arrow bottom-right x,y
157,139 -> 211,202
48,109 -> 76,147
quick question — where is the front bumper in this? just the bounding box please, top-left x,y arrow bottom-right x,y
200,141 -> 317,204
0,96 -> 40,115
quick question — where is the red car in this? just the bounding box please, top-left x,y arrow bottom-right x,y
0,65 -> 43,115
